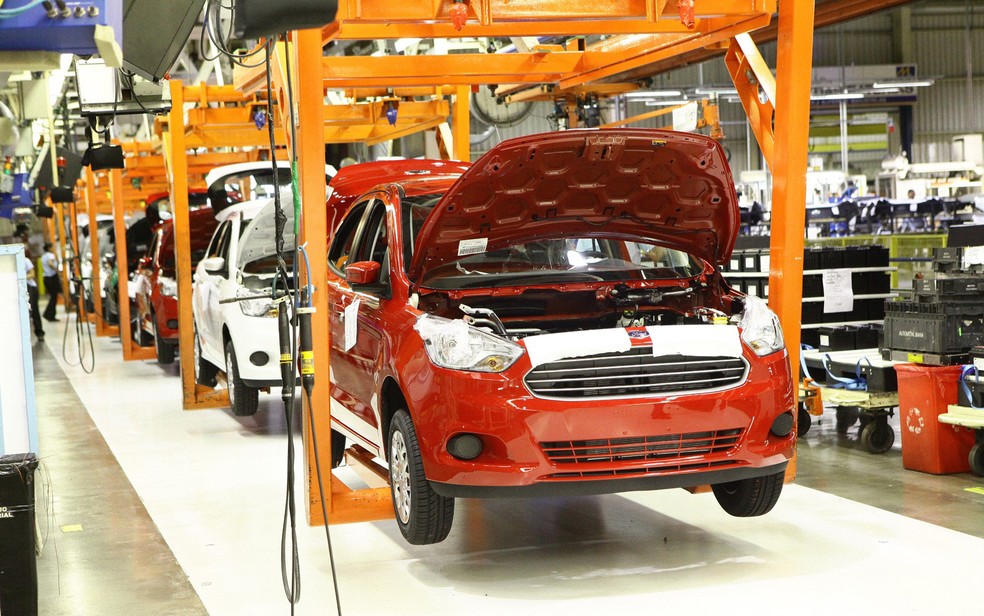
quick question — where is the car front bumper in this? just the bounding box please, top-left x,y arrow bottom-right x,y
406,348 -> 795,496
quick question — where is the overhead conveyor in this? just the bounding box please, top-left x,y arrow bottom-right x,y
228,0 -> 816,528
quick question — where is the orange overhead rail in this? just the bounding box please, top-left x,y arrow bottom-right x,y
321,0 -> 772,39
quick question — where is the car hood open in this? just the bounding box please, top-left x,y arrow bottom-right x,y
407,129 -> 739,286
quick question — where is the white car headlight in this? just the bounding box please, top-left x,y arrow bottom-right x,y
414,314 -> 523,373
159,276 -> 177,297
239,296 -> 279,318
738,296 -> 785,356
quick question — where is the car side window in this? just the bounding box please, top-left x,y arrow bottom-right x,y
357,202 -> 390,286
207,221 -> 232,261
328,199 -> 372,274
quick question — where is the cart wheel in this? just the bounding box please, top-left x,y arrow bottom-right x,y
836,406 -> 859,434
797,405 -> 812,437
969,442 -> 984,477
860,420 -> 895,454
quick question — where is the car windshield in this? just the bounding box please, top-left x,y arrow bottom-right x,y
400,194 -> 705,289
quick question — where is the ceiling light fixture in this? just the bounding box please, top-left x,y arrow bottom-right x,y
810,92 -> 865,101
625,90 -> 683,98
873,80 -> 933,88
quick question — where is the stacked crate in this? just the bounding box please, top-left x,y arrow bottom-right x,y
882,246 -> 984,364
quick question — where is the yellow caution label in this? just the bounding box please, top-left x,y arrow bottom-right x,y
61,524 -> 84,533
965,487 -> 984,496
713,316 -> 728,325
300,351 -> 314,375
907,352 -> 924,364
280,353 -> 292,364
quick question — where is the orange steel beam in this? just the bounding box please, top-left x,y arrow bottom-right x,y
83,168 -> 110,336
504,82 -> 639,104
588,0 -> 912,83
599,100 -> 692,128
726,33 -> 776,166
769,1 -> 815,480
452,85 -> 470,161
283,31 -> 394,527
165,81 -> 231,410
320,0 -> 771,40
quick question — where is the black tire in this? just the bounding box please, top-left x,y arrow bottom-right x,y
225,340 -> 258,417
388,410 -> 454,544
153,317 -> 175,365
712,470 -> 785,517
797,405 -> 812,438
331,429 -> 346,468
194,325 -> 218,387
860,420 -> 895,454
968,441 -> 984,477
836,406 -> 859,434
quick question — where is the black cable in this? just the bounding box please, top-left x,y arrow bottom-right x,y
284,41 -> 343,616
60,200 -> 95,373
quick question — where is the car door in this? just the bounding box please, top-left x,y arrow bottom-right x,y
327,196 -> 389,450
194,219 -> 234,362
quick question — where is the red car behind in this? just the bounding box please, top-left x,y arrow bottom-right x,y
135,207 -> 218,364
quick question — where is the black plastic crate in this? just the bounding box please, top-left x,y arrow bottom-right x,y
740,250 -> 760,272
728,251 -> 742,273
858,361 -> 898,392
843,246 -> 867,268
804,248 -> 821,271
867,245 -> 890,267
851,271 -> 870,294
801,330 -> 821,350
913,276 -> 984,297
818,326 -> 857,352
883,312 -> 984,354
856,323 -> 881,349
819,247 -> 845,270
932,247 -> 963,273
802,302 -> 823,325
803,275 -> 824,298
866,272 -> 891,294
866,298 -> 886,320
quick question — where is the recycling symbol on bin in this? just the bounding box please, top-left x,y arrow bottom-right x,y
905,407 -> 925,435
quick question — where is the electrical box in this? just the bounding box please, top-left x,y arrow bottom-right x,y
0,0 -> 122,66
952,134 -> 984,167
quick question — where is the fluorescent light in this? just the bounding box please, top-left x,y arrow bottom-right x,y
811,92 -> 864,101
695,88 -> 738,95
873,80 -> 933,88
644,100 -> 689,106
625,90 -> 682,98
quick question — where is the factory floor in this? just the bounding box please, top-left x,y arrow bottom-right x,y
30,322 -> 984,616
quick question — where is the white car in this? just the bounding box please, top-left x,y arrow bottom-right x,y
192,196 -> 295,416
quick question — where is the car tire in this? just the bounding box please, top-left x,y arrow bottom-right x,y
860,420 -> 895,454
153,317 -> 175,365
194,325 -> 218,387
331,429 -> 346,469
388,409 -> 454,545
969,442 -> 984,477
225,340 -> 258,417
712,470 -> 785,517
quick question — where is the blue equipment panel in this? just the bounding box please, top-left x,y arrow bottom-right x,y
0,0 -> 121,55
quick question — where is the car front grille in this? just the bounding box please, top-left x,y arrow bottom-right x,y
540,428 -> 744,467
524,347 -> 748,399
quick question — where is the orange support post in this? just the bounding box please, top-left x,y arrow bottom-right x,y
165,80 -> 230,410
54,201 -> 70,311
452,85 -> 471,161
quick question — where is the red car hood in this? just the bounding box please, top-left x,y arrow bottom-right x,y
407,129 -> 739,285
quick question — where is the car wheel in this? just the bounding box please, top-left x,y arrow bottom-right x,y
153,317 -> 175,365
969,442 -> 984,477
194,325 -> 218,387
225,339 -> 258,417
331,429 -> 346,468
860,420 -> 895,454
388,409 -> 454,545
712,470 -> 785,517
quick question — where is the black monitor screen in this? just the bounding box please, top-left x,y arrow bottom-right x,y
121,0 -> 207,82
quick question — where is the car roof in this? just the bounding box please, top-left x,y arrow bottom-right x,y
214,195 -> 282,223
205,161 -> 338,187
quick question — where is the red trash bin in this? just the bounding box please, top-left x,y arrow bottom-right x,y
895,363 -> 977,474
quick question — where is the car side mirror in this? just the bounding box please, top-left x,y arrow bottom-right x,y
201,256 -> 225,273
345,261 -> 380,285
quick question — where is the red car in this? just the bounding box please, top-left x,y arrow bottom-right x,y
325,129 -> 794,545
135,207 -> 219,364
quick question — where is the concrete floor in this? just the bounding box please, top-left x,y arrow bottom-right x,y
27,321 -> 984,615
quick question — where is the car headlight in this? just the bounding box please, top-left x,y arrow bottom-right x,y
738,296 -> 785,356
159,276 -> 177,297
239,296 -> 279,318
414,314 -> 523,373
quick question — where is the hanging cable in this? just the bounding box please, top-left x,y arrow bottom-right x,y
60,198 -> 95,373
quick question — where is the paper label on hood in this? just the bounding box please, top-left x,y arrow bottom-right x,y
457,238 -> 488,256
